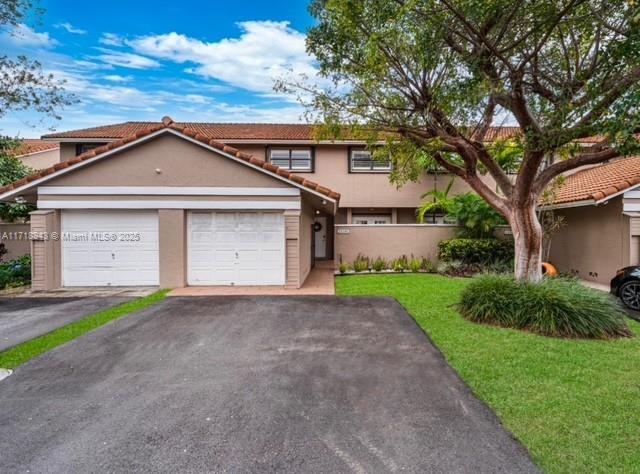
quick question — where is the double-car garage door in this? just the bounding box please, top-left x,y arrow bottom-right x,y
61,210 -> 285,287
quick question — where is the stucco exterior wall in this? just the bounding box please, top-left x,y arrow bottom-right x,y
549,197 -> 627,284
18,149 -> 60,170
159,210 -> 186,288
0,223 -> 31,261
232,144 -> 486,209
30,210 -> 61,291
59,143 -> 76,162
49,134 -> 289,188
334,224 -> 458,264
299,199 -> 315,284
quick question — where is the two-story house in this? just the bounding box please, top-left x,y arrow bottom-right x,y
0,117 -> 509,290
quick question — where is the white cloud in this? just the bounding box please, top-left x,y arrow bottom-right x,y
2,24 -> 58,48
94,48 -> 160,69
55,23 -> 87,35
99,33 -> 124,47
128,21 -> 318,95
102,74 -> 132,83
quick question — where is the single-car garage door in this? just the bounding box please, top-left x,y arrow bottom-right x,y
188,211 -> 285,286
62,211 -> 159,286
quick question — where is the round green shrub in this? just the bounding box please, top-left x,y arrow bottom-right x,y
458,274 -> 633,339
438,238 -> 514,265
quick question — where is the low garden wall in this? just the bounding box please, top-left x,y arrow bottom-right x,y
0,223 -> 31,262
334,224 -> 459,264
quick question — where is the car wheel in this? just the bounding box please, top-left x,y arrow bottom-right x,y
619,281 -> 640,310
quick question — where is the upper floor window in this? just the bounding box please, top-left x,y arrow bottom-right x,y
350,149 -> 392,172
75,143 -> 107,156
268,148 -> 313,172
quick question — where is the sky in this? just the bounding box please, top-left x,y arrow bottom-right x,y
0,0 -> 321,138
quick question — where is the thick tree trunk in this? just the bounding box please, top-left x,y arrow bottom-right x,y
510,201 -> 543,283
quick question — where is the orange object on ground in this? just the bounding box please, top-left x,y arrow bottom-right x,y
542,262 -> 558,276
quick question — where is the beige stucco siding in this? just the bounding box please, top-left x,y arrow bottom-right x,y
549,197 -> 628,284
232,144 -> 487,208
30,210 -> 61,291
299,199 -> 315,283
59,143 -> 76,162
0,223 -> 31,260
48,134 -> 289,188
334,224 -> 458,265
159,210 -> 186,288
19,149 -> 60,170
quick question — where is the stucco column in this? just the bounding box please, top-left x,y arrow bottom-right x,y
30,210 -> 61,291
346,208 -> 353,224
158,209 -> 186,288
391,208 -> 398,224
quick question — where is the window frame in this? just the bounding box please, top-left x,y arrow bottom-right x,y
266,146 -> 315,173
75,142 -> 108,156
352,214 -> 392,225
348,146 -> 392,173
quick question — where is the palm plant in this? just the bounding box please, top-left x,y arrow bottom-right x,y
448,193 -> 506,239
416,178 -> 455,223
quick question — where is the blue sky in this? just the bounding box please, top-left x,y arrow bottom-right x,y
0,0 -> 320,137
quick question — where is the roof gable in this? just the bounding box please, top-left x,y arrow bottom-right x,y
0,118 -> 340,204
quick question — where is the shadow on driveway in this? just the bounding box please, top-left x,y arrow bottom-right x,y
0,296 -> 538,473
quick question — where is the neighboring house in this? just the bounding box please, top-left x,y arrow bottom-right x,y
543,156 -> 640,284
12,139 -> 60,170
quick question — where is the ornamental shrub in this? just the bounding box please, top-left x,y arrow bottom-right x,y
438,238 -> 514,265
0,254 -> 31,289
459,274 -> 633,339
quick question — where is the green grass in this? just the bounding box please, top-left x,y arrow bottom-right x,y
336,274 -> 640,473
0,289 -> 169,369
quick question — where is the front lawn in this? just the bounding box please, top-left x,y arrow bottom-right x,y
336,274 -> 640,473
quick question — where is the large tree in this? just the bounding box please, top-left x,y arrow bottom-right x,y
294,0 -> 640,282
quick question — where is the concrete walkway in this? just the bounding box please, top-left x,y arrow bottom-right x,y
169,261 -> 335,296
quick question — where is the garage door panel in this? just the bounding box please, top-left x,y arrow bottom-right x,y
62,211 -> 159,287
188,211 -> 285,286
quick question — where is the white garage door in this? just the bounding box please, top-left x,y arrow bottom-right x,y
188,211 -> 285,285
62,211 -> 159,286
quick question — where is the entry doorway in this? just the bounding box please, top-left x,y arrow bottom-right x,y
314,216 -> 327,259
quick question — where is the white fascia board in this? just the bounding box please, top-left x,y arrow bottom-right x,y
538,199 -> 596,210
39,186 -> 300,196
38,200 -> 301,210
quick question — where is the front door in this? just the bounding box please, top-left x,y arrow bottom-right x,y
314,216 -> 327,259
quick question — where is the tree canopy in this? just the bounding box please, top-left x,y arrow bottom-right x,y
288,0 -> 640,281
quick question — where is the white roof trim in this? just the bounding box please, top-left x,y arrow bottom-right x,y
539,199 -> 597,210
1,128 -> 337,212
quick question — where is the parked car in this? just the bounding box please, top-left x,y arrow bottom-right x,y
610,266 -> 640,310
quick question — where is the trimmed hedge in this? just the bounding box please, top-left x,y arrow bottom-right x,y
438,238 -> 514,264
459,274 -> 632,339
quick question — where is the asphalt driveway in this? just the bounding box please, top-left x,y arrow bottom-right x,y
0,296 -> 538,473
0,297 -> 132,351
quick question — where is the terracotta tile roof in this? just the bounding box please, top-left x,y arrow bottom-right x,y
548,156 -> 640,205
12,139 -> 59,156
0,117 -> 341,201
42,122 -> 522,142
42,122 -> 318,140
